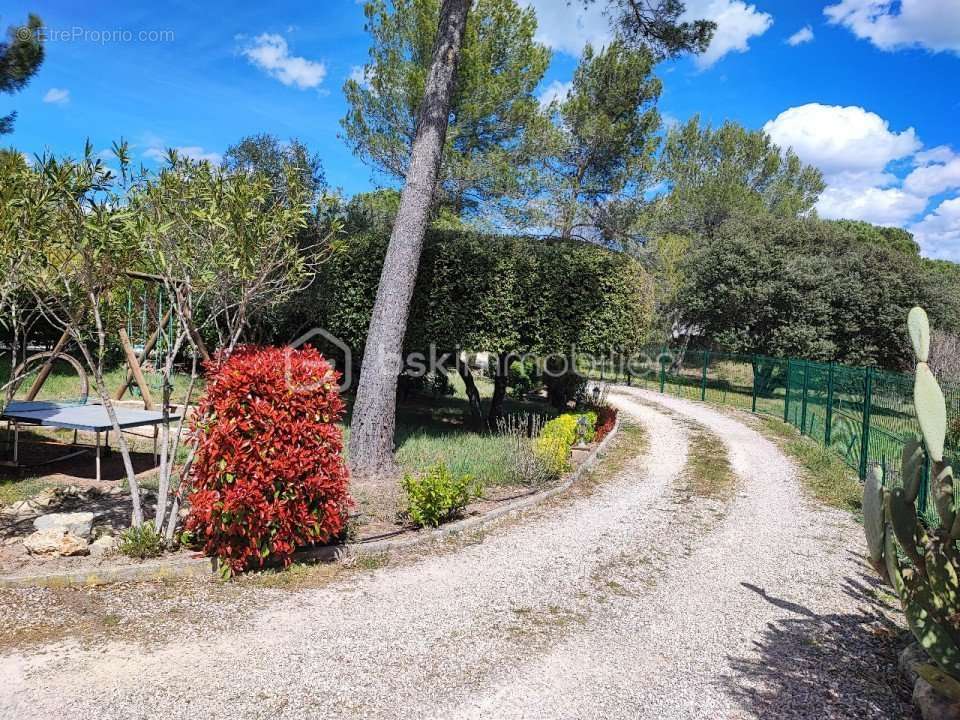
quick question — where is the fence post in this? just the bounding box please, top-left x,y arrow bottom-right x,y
824,363 -> 835,447
700,351 -> 709,401
800,361 -> 811,435
859,367 -> 874,481
659,353 -> 666,394
751,354 -> 759,413
784,359 -> 792,424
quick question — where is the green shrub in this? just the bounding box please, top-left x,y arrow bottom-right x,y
508,359 -> 537,398
402,463 -> 480,528
118,521 -> 165,559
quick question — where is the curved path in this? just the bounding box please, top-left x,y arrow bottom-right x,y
0,389 -> 908,719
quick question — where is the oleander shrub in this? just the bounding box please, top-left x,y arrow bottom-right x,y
186,345 -> 351,574
401,463 -> 480,528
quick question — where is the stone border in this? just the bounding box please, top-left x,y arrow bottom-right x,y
0,413 -> 621,588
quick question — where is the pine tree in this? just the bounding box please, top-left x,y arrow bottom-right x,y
0,14 -> 45,135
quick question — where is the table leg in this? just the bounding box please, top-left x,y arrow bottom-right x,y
13,423 -> 19,464
95,430 -> 101,482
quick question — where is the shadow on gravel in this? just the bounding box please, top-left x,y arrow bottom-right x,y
724,573 -> 918,719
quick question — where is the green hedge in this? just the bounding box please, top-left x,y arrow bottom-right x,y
279,229 -> 654,363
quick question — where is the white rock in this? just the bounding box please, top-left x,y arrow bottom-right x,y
33,512 -> 94,539
89,534 -> 119,558
23,528 -> 90,556
1,488 -> 59,518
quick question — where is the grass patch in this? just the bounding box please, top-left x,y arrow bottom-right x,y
682,425 -> 736,499
246,552 -> 391,590
573,420 -> 646,495
0,476 -> 57,506
0,352 -> 201,406
759,416 -> 863,516
395,431 -> 520,489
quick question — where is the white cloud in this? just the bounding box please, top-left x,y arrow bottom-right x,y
521,0 -> 771,67
762,103 -> 930,226
911,197 -> 960,260
762,103 -> 920,178
904,149 -> 960,198
349,65 -> 372,88
915,145 -> 957,166
538,80 -> 572,108
521,0 -> 610,56
683,0 -> 774,68
817,185 -> 928,226
42,88 -> 70,104
786,25 -> 814,46
762,102 -> 960,259
143,143 -> 221,165
824,0 -> 960,54
240,33 -> 326,89
661,112 -> 681,130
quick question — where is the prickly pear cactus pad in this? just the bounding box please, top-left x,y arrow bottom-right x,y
864,306 -> 960,691
863,466 -> 886,570
909,306 -> 931,364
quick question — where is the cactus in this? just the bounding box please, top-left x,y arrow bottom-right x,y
865,307 -> 960,682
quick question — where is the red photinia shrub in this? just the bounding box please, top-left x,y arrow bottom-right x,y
186,345 -> 351,574
594,406 -> 618,441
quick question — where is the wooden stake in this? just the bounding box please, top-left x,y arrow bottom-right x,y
25,329 -> 71,401
118,328 -> 155,410
114,308 -> 171,401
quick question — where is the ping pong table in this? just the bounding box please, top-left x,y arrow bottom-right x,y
1,401 -> 182,481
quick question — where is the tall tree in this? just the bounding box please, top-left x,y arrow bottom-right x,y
223,134 -> 326,203
349,0 -> 471,476
521,40 -> 661,245
582,0 -> 715,58
0,14 -> 44,135
653,117 -> 825,238
342,0 -> 549,215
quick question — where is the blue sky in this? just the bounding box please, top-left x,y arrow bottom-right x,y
3,0 -> 960,258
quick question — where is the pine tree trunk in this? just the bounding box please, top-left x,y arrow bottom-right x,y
348,0 -> 471,477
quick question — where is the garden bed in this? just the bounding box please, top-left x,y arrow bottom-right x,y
0,409 -> 620,587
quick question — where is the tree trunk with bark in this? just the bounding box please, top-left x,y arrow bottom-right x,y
348,0 -> 472,477
487,352 -> 515,427
454,353 -> 483,426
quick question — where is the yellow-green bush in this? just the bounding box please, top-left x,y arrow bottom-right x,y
541,414 -> 579,447
401,463 -> 480,528
532,412 -> 600,479
533,435 -> 571,479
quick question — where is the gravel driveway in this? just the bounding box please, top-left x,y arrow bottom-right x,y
0,389 -> 911,719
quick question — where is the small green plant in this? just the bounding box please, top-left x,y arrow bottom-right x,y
118,521 -> 165,559
402,463 -> 480,528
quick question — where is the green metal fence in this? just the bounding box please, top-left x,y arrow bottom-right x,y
597,349 -> 959,514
